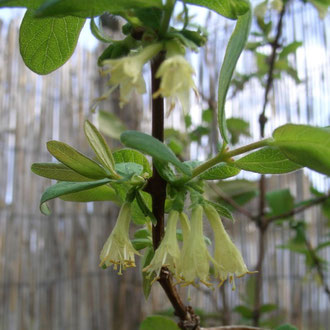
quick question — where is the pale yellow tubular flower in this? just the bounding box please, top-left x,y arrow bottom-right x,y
99,202 -> 140,274
102,43 -> 163,107
154,55 -> 197,114
203,204 -> 255,290
176,212 -> 191,276
143,210 -> 180,280
179,205 -> 212,287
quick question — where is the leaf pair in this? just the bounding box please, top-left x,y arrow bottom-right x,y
235,124 -> 330,176
32,121 -> 137,214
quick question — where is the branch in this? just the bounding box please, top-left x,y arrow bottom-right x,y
147,53 -> 200,330
259,0 -> 288,138
304,238 -> 330,300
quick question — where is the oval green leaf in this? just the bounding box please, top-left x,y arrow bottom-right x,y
235,146 -> 302,174
0,0 -> 43,8
183,0 -> 250,19
84,120 -> 115,173
47,140 -> 108,179
272,124 -> 330,175
113,148 -> 152,176
120,131 -> 191,176
35,0 -> 163,18
31,162 -> 91,181
139,315 -> 180,330
115,162 -> 143,177
40,178 -> 111,215
60,184 -> 119,203
19,9 -> 85,74
199,163 -> 240,180
98,111 -> 127,140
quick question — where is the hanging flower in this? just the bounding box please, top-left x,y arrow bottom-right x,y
102,43 -> 162,107
143,210 -> 180,280
99,202 -> 140,274
178,205 -> 212,287
175,212 -> 190,276
153,55 -> 197,114
204,204 -> 255,290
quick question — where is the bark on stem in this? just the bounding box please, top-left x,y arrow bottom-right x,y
147,52 -> 200,330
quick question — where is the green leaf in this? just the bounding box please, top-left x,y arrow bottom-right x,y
235,147 -> 302,174
35,0 -> 163,18
218,5 -> 252,143
215,179 -> 258,208
199,162 -> 240,180
115,162 -> 143,177
19,10 -> 85,74
84,120 -> 116,173
206,201 -> 234,222
266,189 -> 294,217
40,178 -> 111,215
226,117 -> 250,145
272,124 -> 330,175
139,315 -> 180,330
154,160 -> 176,183
141,247 -> 155,300
316,240 -> 330,251
0,0 -> 43,8
47,140 -> 108,179
111,181 -> 151,225
90,17 -> 114,43
260,303 -> 278,314
275,324 -> 298,330
233,305 -> 253,319
120,131 -> 191,176
308,0 -> 330,19
132,238 -> 152,250
167,138 -> 184,156
279,41 -> 303,59
183,0 -> 250,19
135,191 -> 157,225
134,228 -> 151,239
60,185 -> 119,202
202,108 -> 213,123
31,162 -> 90,181
98,110 -> 127,140
113,148 -> 152,176
132,191 -> 152,225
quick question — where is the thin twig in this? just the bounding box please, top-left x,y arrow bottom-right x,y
259,1 -> 287,138
304,238 -> 330,300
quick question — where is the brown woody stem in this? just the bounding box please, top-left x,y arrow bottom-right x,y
145,52 -> 200,330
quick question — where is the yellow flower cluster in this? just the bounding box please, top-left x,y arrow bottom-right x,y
99,201 -> 253,288
143,204 -> 254,289
101,43 -> 197,112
